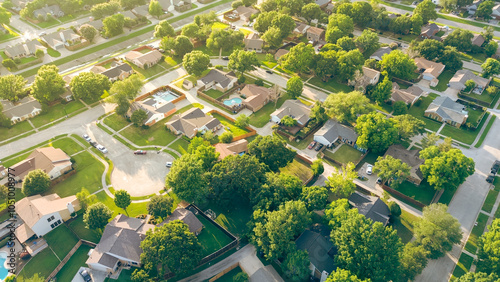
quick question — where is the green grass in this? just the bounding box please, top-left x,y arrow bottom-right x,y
466,107 -> 485,127
408,93 -> 444,132
464,212 -> 489,254
438,188 -> 456,206
393,180 -> 436,206
431,71 -> 454,92
48,151 -> 105,197
18,248 -> 60,279
452,252 -> 474,278
204,89 -> 225,99
67,213 -> 102,243
475,115 -> 496,148
204,202 -> 253,237
391,209 -> 420,244
44,225 -> 80,259
18,56 -> 38,64
212,22 -> 229,30
55,244 -> 93,282
35,17 -> 59,28
279,158 -> 314,184
308,77 -> 353,93
105,268 -> 133,282
482,189 -> 499,213
47,47 -> 61,57
30,101 -> 85,128
72,134 -> 92,148
324,144 -> 363,165
0,121 -> 33,142
196,215 -> 233,257
461,90 -> 498,106
248,92 -> 291,127
440,111 -> 489,145
126,61 -> 170,79
51,137 -> 85,155
103,113 -> 130,132
210,113 -> 250,137
168,137 -> 190,155
95,191 -> 148,218
120,121 -> 177,146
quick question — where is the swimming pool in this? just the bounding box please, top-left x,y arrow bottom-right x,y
223,98 -> 242,106
0,252 -> 9,281
153,90 -> 178,104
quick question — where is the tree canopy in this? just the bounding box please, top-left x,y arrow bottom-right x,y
0,75 -> 26,102
380,50 -> 417,80
84,202 -> 113,231
323,91 -> 373,123
154,20 -> 175,38
182,51 -> 210,76
103,13 -> 125,37
326,162 -> 357,197
477,218 -> 500,275
414,0 -> 438,23
355,112 -> 398,152
147,195 -> 174,220
248,135 -> 296,171
165,154 -> 208,203
228,50 -> 260,75
70,72 -> 111,101
373,155 -> 411,188
114,190 -> 131,215
32,65 -> 66,103
22,169 -> 51,196
280,43 -> 315,74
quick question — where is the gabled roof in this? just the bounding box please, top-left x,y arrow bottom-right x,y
158,0 -> 171,10
199,69 -> 236,88
472,34 -> 485,47
235,6 -> 259,18
100,63 -> 133,79
420,23 -> 440,37
384,144 -> 424,183
244,32 -> 264,50
120,10 -> 137,19
450,69 -> 490,89
370,46 -> 392,60
241,84 -> 270,109
295,230 -> 336,273
362,66 -> 380,80
16,194 -> 78,229
129,100 -> 175,122
166,108 -> 221,136
158,208 -> 203,233
125,50 -> 163,66
307,26 -> 325,36
271,99 -> 311,125
5,43 -> 28,57
81,20 -> 104,31
391,84 -> 424,104
275,49 -> 289,59
24,39 -> 45,54
1,97 -> 42,120
294,22 -> 310,33
425,96 -> 467,124
41,32 -> 64,48
315,0 -> 330,7
315,119 -> 358,143
415,57 -> 445,78
348,191 -> 390,226
10,147 -> 71,180
214,139 -> 248,159
132,4 -> 150,17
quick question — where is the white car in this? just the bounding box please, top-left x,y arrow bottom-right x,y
83,134 -> 91,142
366,164 -> 373,175
166,162 -> 172,168
38,31 -> 46,36
96,145 -> 108,154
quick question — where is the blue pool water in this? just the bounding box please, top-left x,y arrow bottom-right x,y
0,252 -> 9,281
153,90 -> 178,104
223,98 -> 242,106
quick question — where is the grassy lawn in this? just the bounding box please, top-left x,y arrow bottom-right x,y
196,215 -> 233,257
391,209 -> 420,244
438,188 -> 456,206
51,137 -> 85,155
464,212 -> 489,254
48,151 -> 105,197
44,225 -> 80,259
120,121 -> 177,146
467,107 -> 485,127
308,77 -> 352,93
30,101 -> 85,128
126,61 -> 169,79
95,191 -> 148,218
213,266 -> 246,282
440,112 -> 488,145
204,202 -> 253,237
212,22 -> 229,30
475,115 -> 496,148
18,248 -> 60,279
67,213 -> 102,243
47,47 -> 61,57
18,56 -> 38,64
210,113 -> 250,137
452,252 -> 474,278
431,71 -> 454,92
482,189 -> 499,213
168,137 -> 190,155
103,113 -> 130,132
204,89 -> 225,99
393,180 -> 436,206
36,18 -> 59,28
0,121 -> 33,142
55,244 -> 93,282
279,158 -> 314,184
248,92 -> 291,128
325,144 -> 363,165
408,93 -> 443,132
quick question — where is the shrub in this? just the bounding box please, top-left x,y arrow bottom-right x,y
388,201 -> 401,218
237,75 -> 246,84
255,79 -> 264,86
215,65 -> 224,70
13,57 -> 21,64
232,0 -> 243,9
219,131 -> 234,143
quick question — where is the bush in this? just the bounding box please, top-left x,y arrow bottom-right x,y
255,79 -> 264,86
13,57 -> 21,64
219,131 -> 234,143
237,75 -> 246,84
392,101 -> 408,115
215,65 -> 224,70
413,98 -> 422,107
232,0 -> 243,8
388,201 -> 401,218
141,124 -> 150,129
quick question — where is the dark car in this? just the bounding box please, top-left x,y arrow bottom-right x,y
487,174 -> 495,183
222,56 -> 229,60
266,70 -> 273,74
308,141 -> 317,150
492,160 -> 500,174
134,150 -> 147,155
315,143 -> 324,151
89,141 -> 98,148
79,269 -> 92,282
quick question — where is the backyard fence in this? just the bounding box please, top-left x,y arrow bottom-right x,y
45,240 -> 82,281
457,93 -> 492,107
65,40 -> 91,51
380,183 -> 427,209
206,110 -> 257,142
197,84 -> 247,113
134,85 -> 186,103
50,169 -> 76,186
208,262 -> 241,282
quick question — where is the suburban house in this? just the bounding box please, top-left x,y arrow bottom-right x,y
166,108 -> 222,138
33,4 -> 63,20
8,147 -> 72,181
244,32 -> 264,53
370,46 -> 392,61
350,66 -> 380,91
420,23 -> 440,39
274,49 -> 289,60
132,4 -> 150,18
173,0 -> 192,12
1,97 -> 42,124
294,22 -> 310,35
306,26 -> 325,43
120,10 -> 137,20
390,84 -> 425,106
315,0 -> 331,9
158,208 -> 204,235
271,99 -> 311,126
449,69 -> 491,94
80,19 -> 104,31
234,6 -> 259,22
348,192 -> 391,226
41,29 -> 83,50
425,96 -> 468,127
158,0 -> 171,11
125,49 -> 163,69
414,57 -> 445,87
472,34 -> 485,47
15,194 -> 80,244
492,4 -> 500,19
91,61 -> 134,82
324,2 -> 334,14
41,32 -> 64,49
467,0 -> 485,15
86,215 -> 155,275
4,39 -> 45,59
128,100 -> 176,126
198,69 -> 238,92
314,119 -> 358,147
295,227 -> 336,282
214,139 -> 249,159
384,144 -> 424,185
239,84 -> 275,112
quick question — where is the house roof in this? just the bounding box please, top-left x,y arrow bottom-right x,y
158,208 -> 204,233
241,84 -> 271,110
493,4 -> 500,15
235,6 -> 259,18
158,0 -> 171,10
295,230 -> 336,273
129,100 -> 175,122
348,191 -> 391,226
315,0 -> 330,7
199,69 -> 236,88
120,10 -> 137,19
384,144 -> 424,183
472,34 -> 485,47
82,19 -> 104,30
166,108 -> 221,137
126,50 -> 163,66
132,4 -> 149,17
391,84 -> 424,104
33,4 -> 61,17
60,29 -> 80,42
100,63 -> 133,79
307,26 -> 325,36
10,147 -> 71,180
5,43 -> 27,57
370,46 -> 392,60
24,39 -> 45,54
1,97 -> 42,120
274,49 -> 289,59
16,194 -> 78,229
425,96 -> 468,124
41,32 -> 64,48
450,69 -> 490,89
414,57 -> 445,78
214,139 -> 248,159
271,100 -> 311,125
315,119 -> 358,144
294,22 -> 310,33
244,33 -> 264,50
362,66 -> 380,80
420,23 -> 440,37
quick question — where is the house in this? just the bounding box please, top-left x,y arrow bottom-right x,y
467,0 -> 484,14
4,39 -> 45,59
9,147 -> 72,181
274,49 -> 289,60
370,46 -> 392,61
132,4 -> 150,18
314,119 -> 358,147
120,10 -> 137,20
174,0 -> 192,12
1,97 -> 42,124
306,26 -> 325,43
82,19 -> 104,31
425,96 -> 468,127
324,3 -> 334,14
295,228 -> 336,282
384,144 -> 424,185
60,29 -> 83,45
86,215 -> 155,275
158,0 -> 171,11
198,69 -> 237,92
158,208 -> 204,235
166,108 -> 222,138
315,0 -> 330,9
271,99 -> 311,126
91,62 -> 134,82
128,100 -> 176,126
240,84 -> 275,112
125,49 -> 163,69
15,194 -> 80,243
351,66 -> 381,91
294,22 -> 310,35
348,191 -> 391,226
492,4 -> 500,19
244,32 -> 264,53
420,23 -> 440,39
41,32 -> 65,49
414,57 -> 445,87
33,4 -> 63,20
449,69 -> 491,94
214,139 -> 248,159
390,84 -> 425,106
235,6 -> 259,22
472,34 -> 485,47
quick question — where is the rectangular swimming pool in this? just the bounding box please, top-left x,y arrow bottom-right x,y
153,90 -> 178,104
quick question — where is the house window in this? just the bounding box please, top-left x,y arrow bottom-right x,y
47,215 -> 55,222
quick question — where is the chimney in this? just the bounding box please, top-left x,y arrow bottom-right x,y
67,202 -> 75,214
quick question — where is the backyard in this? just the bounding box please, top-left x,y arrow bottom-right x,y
439,111 -> 489,145
168,137 -> 190,155
323,144 -> 364,165
460,87 -> 500,107
196,215 -> 234,257
308,77 -> 353,93
67,213 -> 102,243
391,210 -> 419,244
279,158 -> 314,184
205,89 -> 225,99
392,180 -> 436,206
430,71 -> 454,92
205,202 -> 253,237
248,92 -> 290,127
55,244 -> 93,282
44,225 -> 80,259
210,112 -> 250,137
408,93 -> 443,132
18,248 -> 60,279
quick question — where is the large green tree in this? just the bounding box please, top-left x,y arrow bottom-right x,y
79,24 -> 98,43
154,20 -> 175,38
147,195 -> 174,220
248,135 -> 296,171
301,185 -> 328,211
286,76 -> 303,99
271,13 -> 295,39
337,49 -> 365,81
392,114 -> 426,142
455,272 -> 500,282
252,172 -> 303,211
262,26 -> 285,49
103,13 -> 125,37
414,0 -> 438,23
355,29 -> 380,54
84,202 -> 113,231
280,43 -> 315,74
323,91 -> 373,123
173,35 -> 194,58
444,29 -> 474,52
326,13 -> 354,44
206,29 -> 244,54
326,269 -> 369,282
301,3 -> 322,23
76,188 -> 97,212
371,75 -> 392,104
148,0 -> 163,19
22,169 -> 51,196
477,218 -> 500,275
0,74 -> 26,102
114,190 -> 131,215
228,50 -> 260,75
32,65 -> 65,103
412,39 -> 444,61
253,11 -> 278,33
380,50 -> 417,80
476,0 -> 495,19
355,112 -> 398,152
481,58 -> 500,78
373,155 -> 410,188
326,162 -> 357,197
165,154 -> 208,203
399,243 -> 429,282
70,72 -> 111,101
282,250 -> 310,281
0,6 -> 11,25
182,51 -> 210,76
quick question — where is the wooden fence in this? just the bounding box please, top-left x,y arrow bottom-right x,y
50,169 -> 76,186
46,240 -> 82,281
206,110 -> 257,142
66,40 -> 91,51
197,85 -> 246,113
134,85 -> 186,104
209,263 -> 241,282
380,183 -> 426,208
458,93 -> 492,108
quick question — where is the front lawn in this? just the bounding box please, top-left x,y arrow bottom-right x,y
120,121 -> 177,146
465,212 -> 489,254
440,124 -> 481,145
51,137 -> 85,155
324,144 -> 363,165
279,158 -> 314,184
430,70 -> 454,92
126,61 -> 170,79
308,77 -> 353,93
103,113 -> 130,132
482,189 -> 499,214
408,93 -> 443,132
392,180 -> 436,206
95,191 -> 148,218
168,137 -> 190,155
475,115 -> 496,148
196,215 -> 234,257
0,121 -> 33,142
452,252 -> 474,278
55,244 -> 93,282
67,213 -> 102,243
30,100 -> 85,128
18,248 -> 60,279
391,209 -> 420,244
248,92 -> 290,128
210,112 -> 250,137
44,225 -> 80,259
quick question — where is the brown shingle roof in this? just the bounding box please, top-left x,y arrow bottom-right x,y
214,139 -> 248,159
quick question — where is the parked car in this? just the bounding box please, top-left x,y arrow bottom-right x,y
89,141 -> 98,148
166,161 -> 173,167
83,134 -> 91,142
376,177 -> 382,184
79,269 -> 92,282
38,31 -> 46,36
487,173 -> 495,183
222,56 -> 229,60
366,164 -> 373,175
96,145 -> 108,154
308,141 -> 317,150
492,160 -> 500,174
134,150 -> 147,155
315,143 -> 324,152
266,70 -> 273,74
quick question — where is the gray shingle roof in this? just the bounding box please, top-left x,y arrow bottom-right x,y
271,100 -> 311,125
295,230 -> 336,274
158,208 -> 203,234
370,47 -> 392,60
348,191 -> 390,226
384,144 -> 424,182
315,119 -> 358,144
425,96 -> 467,124
200,69 -> 236,88
101,63 -> 133,79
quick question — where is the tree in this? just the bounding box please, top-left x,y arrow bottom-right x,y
456,272 -> 500,282
207,29 -> 244,55
482,58 -> 500,78
337,36 -> 356,51
392,114 -> 426,141
103,14 -> 125,37
147,195 -> 173,220
337,49 -> 365,81
280,43 -> 315,74
314,50 -> 338,81
271,13 -> 295,39
109,74 -> 144,100
2,59 -> 15,70
373,155 -> 411,188
173,35 -> 193,58
262,26 -> 284,49
0,184 -> 7,200
70,72 -> 111,101
22,169 -> 50,196
411,14 -> 424,35
438,46 -> 463,72
388,201 -> 402,218
476,0 -> 495,19
326,162 -> 357,197
233,272 -> 249,282
32,65 -> 65,103
114,190 -> 131,215
232,0 -> 243,8
235,114 -> 250,127
389,15 -> 413,35
414,203 -> 463,259
283,250 -> 310,281
154,20 -> 175,38
141,220 -> 202,276
253,172 -> 303,212
0,75 -> 26,102
301,3 -> 322,23
0,6 -> 11,25
326,14 -> 354,44
149,0 -> 163,19
487,85 -> 498,96
380,50 -> 417,80
248,135 -> 296,171
159,36 -> 176,55
17,273 -> 45,282
482,25 -> 494,42
412,39 -> 444,60
420,146 -> 475,191
182,51 -> 210,76
414,0 -> 437,23
444,29 -> 474,52
355,29 -> 380,54
253,11 -> 277,33
286,76 -> 303,99
219,131 -> 234,143
351,1 -> 373,27
440,0 -> 458,11
356,112 -> 398,152
191,141 -> 219,170
130,109 -> 148,125
311,159 -> 324,176
228,50 -> 260,75
323,91 -> 373,123
166,154 -> 207,203
372,75 -> 392,104
79,24 -> 98,43
84,202 -> 113,231
91,2 -> 120,19
301,185 -> 328,211
326,269 -> 369,282
485,40 -> 498,57
76,188 -> 97,211
310,102 -> 328,124
477,218 -> 500,275
392,101 -> 408,115
399,243 -> 429,282
181,23 -> 200,39
464,79 -> 476,92
280,115 -> 297,127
